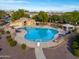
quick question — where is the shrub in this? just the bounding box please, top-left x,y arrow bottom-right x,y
7,38 -> 12,43
71,41 -> 78,49
6,35 -> 11,39
71,34 -> 79,57
6,31 -> 10,34
21,44 -> 26,50
9,40 -> 17,47
74,49 -> 79,57
0,29 -> 5,34
6,36 -> 17,47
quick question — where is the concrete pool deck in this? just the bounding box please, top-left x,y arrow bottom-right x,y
14,27 -> 65,48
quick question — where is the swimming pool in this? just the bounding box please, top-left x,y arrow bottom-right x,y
24,27 -> 58,42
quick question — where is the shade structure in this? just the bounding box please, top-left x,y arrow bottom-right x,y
62,24 -> 75,31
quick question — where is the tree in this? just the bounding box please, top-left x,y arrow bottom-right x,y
63,11 -> 79,24
49,15 -> 60,23
11,9 -> 30,21
32,15 -> 40,21
0,10 -> 7,19
33,11 -> 48,22
38,11 -> 48,22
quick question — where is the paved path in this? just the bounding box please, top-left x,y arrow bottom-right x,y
35,48 -> 46,59
43,32 -> 78,59
0,34 -> 36,59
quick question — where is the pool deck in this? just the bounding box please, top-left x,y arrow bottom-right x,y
0,32 -> 77,59
13,26 -> 65,48
2,24 -> 78,59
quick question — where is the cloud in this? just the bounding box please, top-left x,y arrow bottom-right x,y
0,0 -> 30,3
31,5 -> 79,12
0,4 -> 79,12
0,0 -> 79,12
63,5 -> 79,8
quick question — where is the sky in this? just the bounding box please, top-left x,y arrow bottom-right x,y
0,0 -> 79,12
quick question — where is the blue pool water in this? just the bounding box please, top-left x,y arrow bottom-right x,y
24,27 -> 58,42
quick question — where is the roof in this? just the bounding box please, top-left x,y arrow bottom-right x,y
62,24 -> 75,27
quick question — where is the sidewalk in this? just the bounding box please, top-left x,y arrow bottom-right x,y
35,48 -> 46,59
